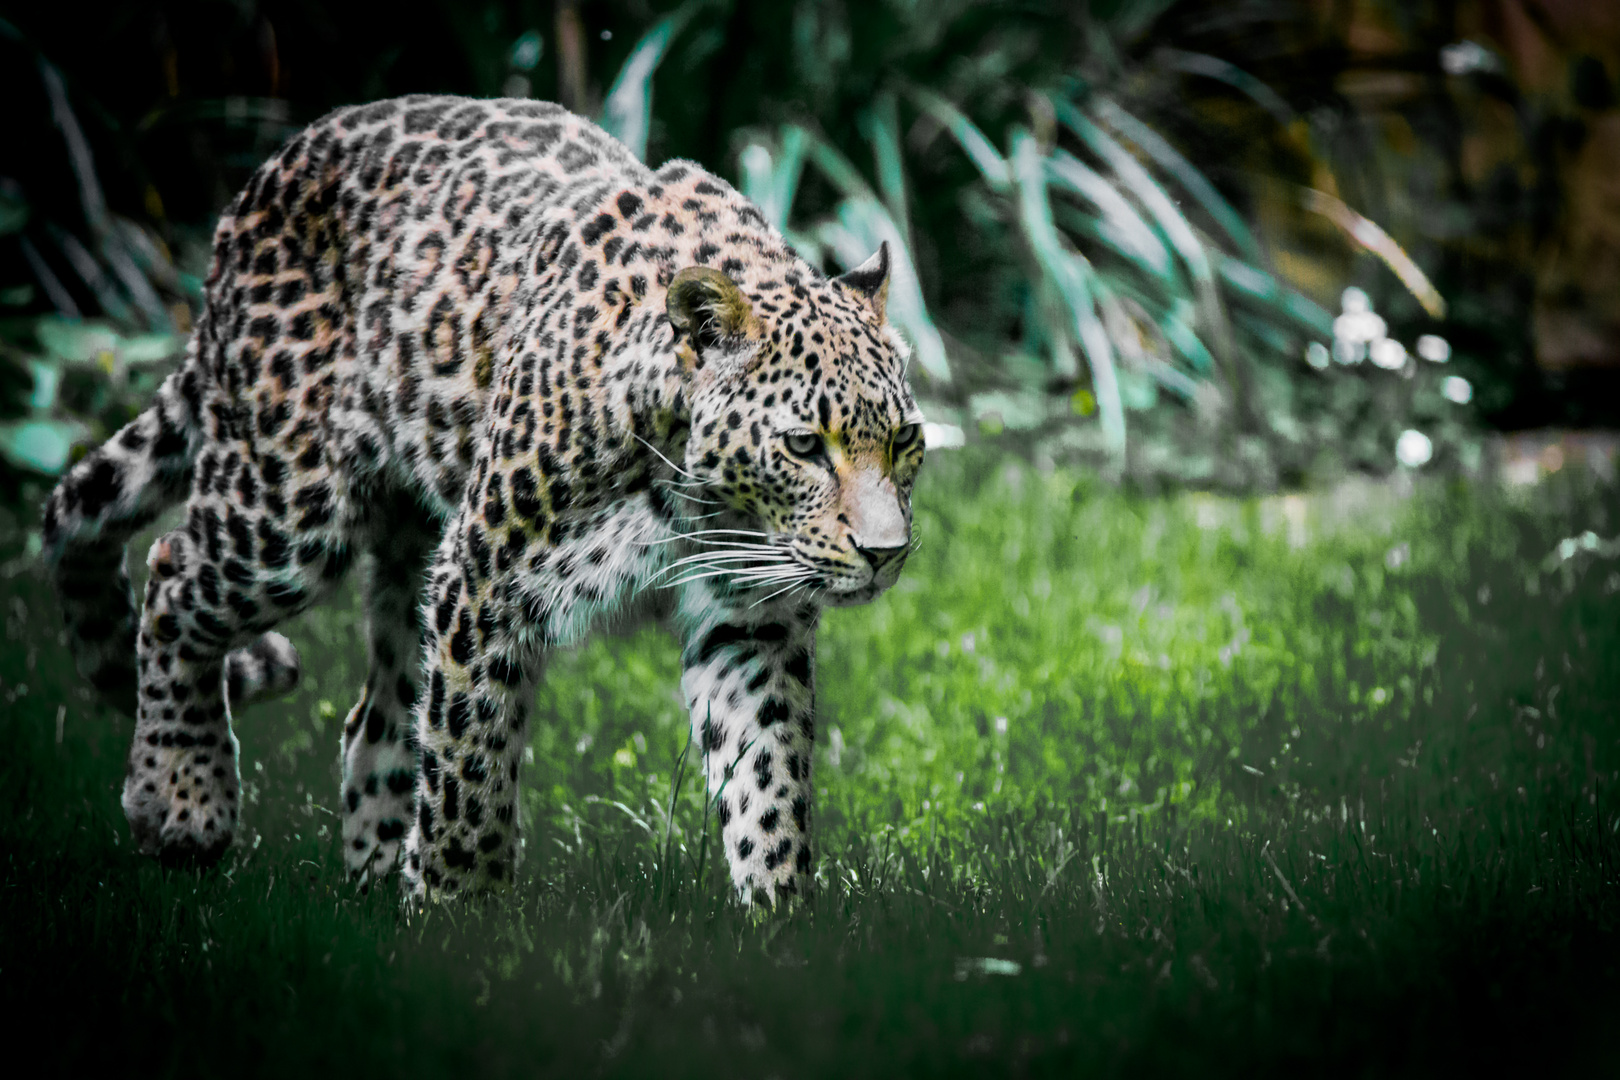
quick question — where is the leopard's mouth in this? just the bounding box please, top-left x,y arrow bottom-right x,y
798,547 -> 908,606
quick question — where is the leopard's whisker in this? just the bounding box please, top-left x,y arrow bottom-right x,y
665,567 -> 760,588
656,558 -> 790,585
659,552 -> 787,574
750,575 -> 816,608
662,487 -> 722,508
761,579 -> 816,608
638,528 -> 775,547
659,543 -> 785,563
661,552 -> 784,571
633,433 -> 707,484
730,572 -> 812,591
664,560 -> 804,588
725,566 -> 806,582
679,528 -> 777,540
664,479 -> 716,495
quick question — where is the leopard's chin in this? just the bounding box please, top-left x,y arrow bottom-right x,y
819,563 -> 905,608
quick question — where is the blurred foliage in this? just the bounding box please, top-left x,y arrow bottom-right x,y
8,0 -> 1617,502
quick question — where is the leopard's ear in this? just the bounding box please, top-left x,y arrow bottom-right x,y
666,267 -> 755,374
834,241 -> 890,323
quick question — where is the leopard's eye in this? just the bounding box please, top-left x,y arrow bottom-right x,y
784,432 -> 824,459
892,423 -> 922,452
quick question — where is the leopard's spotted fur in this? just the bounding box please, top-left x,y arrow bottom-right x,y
42,95 -> 924,901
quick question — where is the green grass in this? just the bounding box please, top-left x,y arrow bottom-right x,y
3,453 -> 1618,1077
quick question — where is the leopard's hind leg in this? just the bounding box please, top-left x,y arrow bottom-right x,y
127,449 -> 354,864
341,489 -> 440,883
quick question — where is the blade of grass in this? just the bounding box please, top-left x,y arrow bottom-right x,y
660,724 -> 693,903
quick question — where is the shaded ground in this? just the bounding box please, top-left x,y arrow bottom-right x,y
2,452 -> 1617,1077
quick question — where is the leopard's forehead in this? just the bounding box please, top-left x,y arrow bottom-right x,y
738,276 -> 913,440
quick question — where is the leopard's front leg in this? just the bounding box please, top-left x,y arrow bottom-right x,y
680,584 -> 819,905
402,508 -> 537,898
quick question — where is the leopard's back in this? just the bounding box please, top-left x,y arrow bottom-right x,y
199,95 -> 652,514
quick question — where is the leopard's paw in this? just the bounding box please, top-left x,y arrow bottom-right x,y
122,749 -> 239,868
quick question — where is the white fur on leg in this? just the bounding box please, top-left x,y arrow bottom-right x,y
678,579 -> 818,905
224,632 -> 302,708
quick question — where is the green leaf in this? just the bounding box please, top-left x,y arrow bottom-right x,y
1118,368 -> 1159,411
27,358 -> 60,412
739,143 -> 776,214
739,127 -> 810,236
0,418 -> 88,474
1053,100 -> 1211,289
1156,310 -> 1216,375
859,92 -> 911,249
802,132 -> 876,202
34,317 -> 117,365
1217,255 -> 1333,336
1054,98 -> 1235,386
1155,48 -> 1297,126
773,127 -> 809,226
119,333 -> 184,364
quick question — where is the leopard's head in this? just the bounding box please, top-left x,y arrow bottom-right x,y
666,244 -> 924,606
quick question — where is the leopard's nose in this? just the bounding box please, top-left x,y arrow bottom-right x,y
855,542 -> 908,572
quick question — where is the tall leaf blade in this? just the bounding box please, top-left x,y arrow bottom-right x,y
1053,99 -> 1234,388
774,126 -> 810,230
1092,97 -> 1261,261
1054,100 -> 1211,289
1045,149 -> 1173,282
1217,255 -> 1334,336
600,5 -> 698,162
860,91 -> 911,250
1010,129 -> 1125,457
907,88 -> 1012,192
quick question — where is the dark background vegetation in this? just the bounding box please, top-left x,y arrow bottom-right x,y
4,0 -> 1620,505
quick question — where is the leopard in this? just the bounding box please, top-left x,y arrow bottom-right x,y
41,94 -> 925,904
